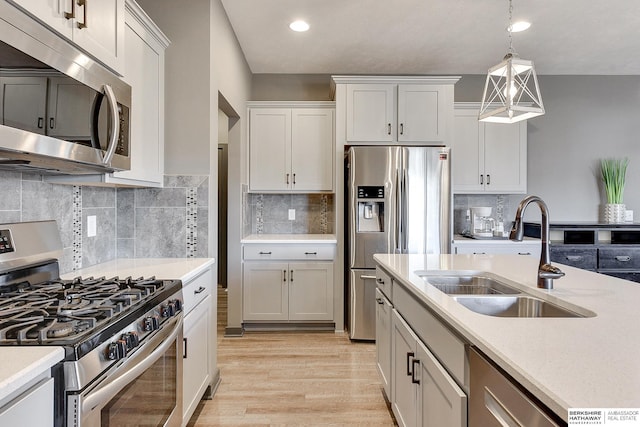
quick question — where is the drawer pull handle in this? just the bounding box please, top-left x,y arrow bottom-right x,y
259,251 -> 272,255
290,270 -> 294,282
376,298 -> 384,305
411,359 -> 421,384
566,256 -> 583,262
183,338 -> 188,359
616,255 -> 631,262
304,252 -> 317,255
194,286 -> 206,295
360,275 -> 377,280
283,270 -> 287,282
406,352 -> 415,376
517,252 -> 531,255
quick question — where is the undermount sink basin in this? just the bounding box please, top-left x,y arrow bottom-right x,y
452,295 -> 589,318
416,272 -> 595,318
421,275 -> 521,295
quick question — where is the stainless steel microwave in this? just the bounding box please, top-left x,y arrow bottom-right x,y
0,2 -> 131,174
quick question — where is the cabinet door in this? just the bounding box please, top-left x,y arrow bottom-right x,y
72,0 -> 125,74
8,0 -> 73,39
291,109 -> 334,191
0,378 -> 54,427
289,262 -> 334,321
249,108 -> 291,191
0,77 -> 47,134
482,121 -> 527,193
346,84 -> 395,142
110,8 -> 165,186
243,262 -> 289,321
451,108 -> 484,193
47,77 -> 92,139
392,310 -> 418,427
375,288 -> 392,398
183,294 -> 211,423
397,84 -> 442,143
416,339 -> 467,427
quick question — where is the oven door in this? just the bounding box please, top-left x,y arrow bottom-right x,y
68,314 -> 183,427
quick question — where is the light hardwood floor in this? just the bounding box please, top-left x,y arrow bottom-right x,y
188,287 -> 397,426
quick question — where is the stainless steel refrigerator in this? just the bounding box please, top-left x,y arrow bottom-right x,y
346,145 -> 451,340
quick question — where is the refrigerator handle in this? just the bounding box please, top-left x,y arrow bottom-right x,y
395,168 -> 401,253
402,167 -> 408,253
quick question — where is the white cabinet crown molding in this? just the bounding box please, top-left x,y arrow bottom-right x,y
125,0 -> 170,48
247,101 -> 335,109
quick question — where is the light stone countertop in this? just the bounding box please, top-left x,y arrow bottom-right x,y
242,234 -> 337,244
60,257 -> 215,282
0,347 -> 64,404
374,253 -> 640,422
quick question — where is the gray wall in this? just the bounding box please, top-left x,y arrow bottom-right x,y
252,74 -> 640,223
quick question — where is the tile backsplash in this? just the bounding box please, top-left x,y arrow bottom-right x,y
453,194 -> 526,234
247,193 -> 334,235
0,171 -> 209,274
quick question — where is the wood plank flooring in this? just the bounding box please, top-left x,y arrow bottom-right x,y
188,287 -> 397,426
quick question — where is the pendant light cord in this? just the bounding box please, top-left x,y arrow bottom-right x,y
508,0 -> 514,54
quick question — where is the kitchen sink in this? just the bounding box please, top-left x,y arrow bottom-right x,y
452,295 -> 589,318
421,275 -> 521,295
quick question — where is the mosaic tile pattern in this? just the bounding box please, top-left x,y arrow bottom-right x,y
186,187 -> 198,258
73,186 -> 82,270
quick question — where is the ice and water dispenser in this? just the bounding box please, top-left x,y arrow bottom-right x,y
357,186 -> 384,233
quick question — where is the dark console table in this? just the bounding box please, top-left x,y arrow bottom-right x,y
524,222 -> 640,283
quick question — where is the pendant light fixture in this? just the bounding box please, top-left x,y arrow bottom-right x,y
479,0 -> 544,123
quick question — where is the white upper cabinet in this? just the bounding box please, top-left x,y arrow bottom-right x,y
108,0 -> 168,186
452,103 -> 527,194
248,102 -> 335,193
9,0 -> 125,75
335,76 -> 459,145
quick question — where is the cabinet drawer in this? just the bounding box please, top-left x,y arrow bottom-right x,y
599,247 -> 640,270
243,244 -> 335,260
182,268 -> 213,315
375,266 -> 392,300
550,247 -> 597,270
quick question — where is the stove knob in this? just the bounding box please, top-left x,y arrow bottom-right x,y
172,299 -> 183,312
122,331 -> 139,350
107,339 -> 127,360
161,303 -> 175,318
143,316 -> 159,331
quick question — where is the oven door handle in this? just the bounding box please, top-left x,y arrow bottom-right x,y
81,313 -> 183,413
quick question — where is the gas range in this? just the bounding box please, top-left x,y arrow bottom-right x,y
0,221 -> 184,427
0,270 -> 182,359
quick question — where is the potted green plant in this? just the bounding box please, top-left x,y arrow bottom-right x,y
601,157 -> 629,223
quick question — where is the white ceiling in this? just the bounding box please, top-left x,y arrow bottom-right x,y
221,0 -> 640,75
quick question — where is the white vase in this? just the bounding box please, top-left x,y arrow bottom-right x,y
604,203 -> 626,223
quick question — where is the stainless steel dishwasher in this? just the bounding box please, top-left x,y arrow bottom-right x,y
469,347 -> 566,427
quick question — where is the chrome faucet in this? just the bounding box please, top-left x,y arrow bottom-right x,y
510,195 -> 564,289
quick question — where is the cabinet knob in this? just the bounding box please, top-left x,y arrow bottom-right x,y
480,174 -> 484,185
387,123 -> 392,135
283,270 -> 287,282
411,359 -> 421,384
293,173 -> 296,185
487,174 -> 491,185
400,123 -> 404,135
376,298 -> 384,305
286,173 -> 290,185
406,351 -> 415,376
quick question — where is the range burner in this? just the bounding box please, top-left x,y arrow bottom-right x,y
0,275 -> 171,346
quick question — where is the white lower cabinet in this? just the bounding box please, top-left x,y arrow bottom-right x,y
391,310 -> 467,427
182,267 -> 215,426
243,261 -> 334,321
452,241 -> 540,257
0,377 -> 54,427
242,241 -> 336,324
375,287 -> 392,398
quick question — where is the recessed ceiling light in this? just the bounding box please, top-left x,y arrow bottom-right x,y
289,20 -> 309,32
510,21 -> 531,32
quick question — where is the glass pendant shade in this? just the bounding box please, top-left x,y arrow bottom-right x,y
479,52 -> 545,123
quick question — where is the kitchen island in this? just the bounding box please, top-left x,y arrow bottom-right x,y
374,253 -> 640,423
